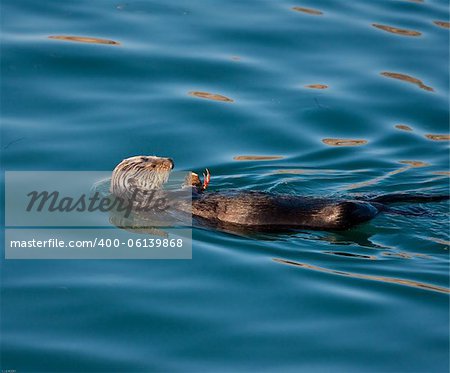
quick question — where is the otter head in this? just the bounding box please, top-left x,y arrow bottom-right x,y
111,155 -> 174,201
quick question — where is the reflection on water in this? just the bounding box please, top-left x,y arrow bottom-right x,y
322,138 -> 368,146
305,84 -> 328,89
395,124 -> 413,131
426,237 -> 450,246
382,252 -> 413,259
48,35 -> 120,45
112,223 -> 170,238
381,252 -> 432,259
425,134 -> 450,141
188,91 -> 234,102
273,169 -> 331,174
372,24 -> 421,37
432,171 -> 450,176
3,0 -> 449,370
291,6 -> 323,15
347,160 -> 429,190
399,160 -> 429,167
433,21 -> 450,29
233,155 -> 284,161
273,258 -> 450,294
324,251 -> 377,260
380,72 -> 434,92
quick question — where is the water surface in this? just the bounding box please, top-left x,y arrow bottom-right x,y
1,0 -> 449,371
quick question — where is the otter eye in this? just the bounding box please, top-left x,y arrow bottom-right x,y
140,157 -> 148,162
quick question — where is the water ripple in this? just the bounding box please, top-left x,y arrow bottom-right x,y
380,72 -> 435,92
188,91 -> 234,102
273,258 -> 450,294
48,35 -> 120,45
372,24 -> 422,36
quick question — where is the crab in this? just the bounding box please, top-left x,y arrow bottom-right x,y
187,168 -> 210,193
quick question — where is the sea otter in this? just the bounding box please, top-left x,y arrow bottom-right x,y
110,155 -> 449,232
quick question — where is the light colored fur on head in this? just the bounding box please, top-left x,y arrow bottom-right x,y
111,155 -> 174,201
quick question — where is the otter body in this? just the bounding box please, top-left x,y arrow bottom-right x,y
191,191 -> 381,230
190,191 -> 449,231
110,156 -> 449,232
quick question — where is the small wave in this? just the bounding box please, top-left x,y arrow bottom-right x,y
372,24 -> 421,37
395,124 -> 413,131
380,72 -> 434,92
291,6 -> 323,15
433,21 -> 450,29
346,160 -> 429,190
305,84 -> 328,89
323,251 -> 377,260
188,91 -> 234,102
322,138 -> 368,146
432,171 -> 450,176
233,155 -> 284,161
398,160 -> 429,167
273,258 -> 450,294
425,134 -> 450,141
48,35 -> 120,45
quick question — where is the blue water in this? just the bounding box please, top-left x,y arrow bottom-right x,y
1,0 -> 449,371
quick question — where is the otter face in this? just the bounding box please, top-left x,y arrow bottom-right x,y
184,172 -> 202,190
111,155 -> 174,200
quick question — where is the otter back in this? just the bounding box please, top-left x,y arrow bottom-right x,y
192,191 -> 380,230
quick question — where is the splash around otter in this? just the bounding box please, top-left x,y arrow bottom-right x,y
110,156 -> 449,232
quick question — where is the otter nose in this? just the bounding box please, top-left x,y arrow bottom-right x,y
168,158 -> 175,169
